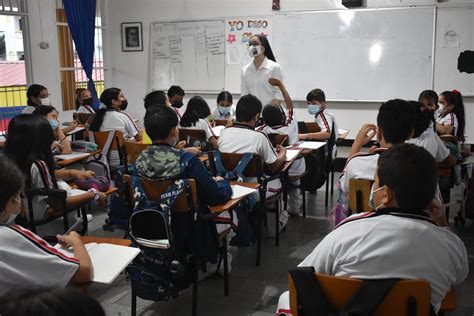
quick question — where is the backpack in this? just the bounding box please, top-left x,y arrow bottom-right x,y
126,176 -> 194,301
211,150 -> 256,247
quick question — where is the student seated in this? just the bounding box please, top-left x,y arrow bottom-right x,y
259,78 -> 305,215
0,288 -> 105,316
167,85 -> 185,118
22,84 -> 49,114
144,90 -> 169,110
218,94 -> 287,235
136,105 -> 233,264
5,114 -> 106,235
211,91 -> 235,121
75,88 -> 96,114
277,143 -> 468,315
179,96 -> 219,150
0,156 -> 93,293
334,99 -> 415,223
89,88 -> 142,168
407,101 -> 456,168
33,106 -> 72,155
436,90 -> 465,137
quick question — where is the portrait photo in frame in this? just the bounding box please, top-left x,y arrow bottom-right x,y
121,22 -> 143,52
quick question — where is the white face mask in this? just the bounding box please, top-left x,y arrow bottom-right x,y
248,45 -> 263,58
41,97 -> 51,106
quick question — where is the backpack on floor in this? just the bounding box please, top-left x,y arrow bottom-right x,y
126,176 -> 194,301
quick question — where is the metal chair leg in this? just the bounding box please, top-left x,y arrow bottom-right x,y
275,205 -> 279,247
301,189 -> 306,218
223,238 -> 229,296
131,287 -> 137,316
256,202 -> 263,266
331,166 -> 335,196
192,257 -> 198,316
325,177 -> 329,207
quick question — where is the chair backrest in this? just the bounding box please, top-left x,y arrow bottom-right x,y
348,178 -> 374,213
207,151 -> 264,180
288,273 -> 432,316
214,119 -> 228,126
90,130 -> 125,151
124,141 -> 149,165
140,178 -> 198,212
73,113 -> 93,125
268,133 -> 289,147
298,121 -> 321,134
179,128 -> 207,143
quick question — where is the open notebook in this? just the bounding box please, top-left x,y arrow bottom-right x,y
231,184 -> 258,199
54,243 -> 140,284
55,151 -> 90,160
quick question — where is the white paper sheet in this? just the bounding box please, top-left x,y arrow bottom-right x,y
231,184 -> 258,199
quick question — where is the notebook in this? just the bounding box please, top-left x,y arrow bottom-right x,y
296,141 -> 326,150
285,149 -> 301,162
212,125 -> 225,137
55,152 -> 91,160
54,243 -> 140,284
231,184 -> 258,199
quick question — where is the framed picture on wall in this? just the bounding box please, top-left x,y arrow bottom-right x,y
121,22 -> 143,52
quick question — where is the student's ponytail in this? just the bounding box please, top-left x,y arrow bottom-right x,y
180,96 -> 210,128
452,89 -> 465,137
89,88 -> 121,132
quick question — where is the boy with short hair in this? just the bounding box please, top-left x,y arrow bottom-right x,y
136,105 -> 233,263
167,85 -> 185,117
277,143 -> 468,315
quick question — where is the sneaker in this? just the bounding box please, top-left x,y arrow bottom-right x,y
267,210 -> 289,238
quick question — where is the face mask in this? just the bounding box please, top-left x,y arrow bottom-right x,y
218,105 -> 231,116
49,119 -> 59,130
307,104 -> 320,115
248,45 -> 263,58
368,184 -> 385,210
120,100 -> 128,111
41,97 -> 51,106
173,100 -> 184,109
82,98 -> 93,106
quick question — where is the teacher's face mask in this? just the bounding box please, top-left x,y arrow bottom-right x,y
248,45 -> 263,58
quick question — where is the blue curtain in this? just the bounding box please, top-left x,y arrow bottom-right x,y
62,0 -> 100,110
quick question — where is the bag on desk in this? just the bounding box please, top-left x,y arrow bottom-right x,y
71,140 -> 98,153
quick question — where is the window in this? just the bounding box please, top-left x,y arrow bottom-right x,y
56,0 -> 106,111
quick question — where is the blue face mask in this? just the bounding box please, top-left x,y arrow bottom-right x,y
368,184 -> 384,210
307,104 -> 320,115
218,105 -> 231,116
49,119 -> 59,131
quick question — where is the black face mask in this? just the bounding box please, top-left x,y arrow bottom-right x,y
82,98 -> 93,106
120,100 -> 128,111
173,100 -> 184,109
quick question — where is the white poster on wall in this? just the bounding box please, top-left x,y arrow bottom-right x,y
225,17 -> 273,65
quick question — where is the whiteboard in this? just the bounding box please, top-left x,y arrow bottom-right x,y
434,6 -> 474,96
272,7 -> 435,101
149,20 -> 225,92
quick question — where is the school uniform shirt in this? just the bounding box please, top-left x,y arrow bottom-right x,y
0,224 -> 79,295
257,107 -> 305,177
22,105 -> 37,114
407,129 -> 450,162
339,148 -> 388,194
315,110 -> 338,159
77,104 -> 95,114
436,112 -> 458,136
179,118 -> 215,141
241,57 -> 284,106
173,107 -> 182,119
276,211 -> 468,314
218,124 -> 281,196
211,105 -> 236,120
99,110 -> 140,168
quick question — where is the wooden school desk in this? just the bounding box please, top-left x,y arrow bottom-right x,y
209,181 -> 260,213
56,150 -> 101,168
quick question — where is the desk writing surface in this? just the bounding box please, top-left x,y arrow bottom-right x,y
209,182 -> 260,213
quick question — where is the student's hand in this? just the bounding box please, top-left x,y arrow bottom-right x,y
57,231 -> 83,248
69,120 -> 78,129
427,198 -> 450,227
368,145 -> 379,154
52,142 -> 64,153
354,124 -> 377,147
268,78 -> 282,87
73,170 -> 95,180
214,176 -> 225,181
175,140 -> 186,149
97,192 -> 108,205
276,144 -> 286,154
225,117 -> 233,128
183,147 -> 202,155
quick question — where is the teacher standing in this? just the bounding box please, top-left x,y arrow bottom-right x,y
241,34 -> 284,106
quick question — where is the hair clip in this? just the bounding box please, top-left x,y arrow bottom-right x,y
452,89 -> 461,95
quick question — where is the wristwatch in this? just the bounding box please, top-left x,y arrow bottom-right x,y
87,188 -> 101,201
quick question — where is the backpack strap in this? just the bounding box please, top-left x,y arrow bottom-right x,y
341,278 -> 399,315
233,152 -> 254,182
212,150 -> 254,182
289,267 -> 332,316
33,160 -> 52,189
158,179 -> 189,215
212,150 -> 227,178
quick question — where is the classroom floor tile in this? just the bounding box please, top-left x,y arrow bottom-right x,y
87,172 -> 474,315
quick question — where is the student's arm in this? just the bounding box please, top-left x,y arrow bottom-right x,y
55,169 -> 95,181
299,131 -> 331,141
134,129 -> 143,142
268,144 -> 287,172
56,231 -> 93,284
271,64 -> 284,105
349,124 -> 377,157
268,78 -> 293,114
187,154 -> 232,205
436,123 -> 454,135
209,136 -> 219,150
56,128 -> 72,154
61,120 -> 78,135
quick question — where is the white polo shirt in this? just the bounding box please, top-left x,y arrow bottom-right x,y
99,110 -> 139,140
339,148 -> 387,194
407,129 -> 450,162
0,224 -> 79,295
180,118 -> 215,141
315,110 -> 338,159
77,105 -> 95,114
436,112 -> 458,136
299,213 -> 468,311
241,57 -> 284,106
